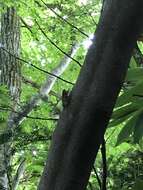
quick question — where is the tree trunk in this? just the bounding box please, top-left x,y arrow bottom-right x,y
38,1 -> 143,190
0,7 -> 21,190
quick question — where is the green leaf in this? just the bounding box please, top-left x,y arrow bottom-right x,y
131,179 -> 143,190
112,102 -> 141,120
125,68 -> 143,83
109,99 -> 143,128
116,110 -> 142,146
0,130 -> 12,145
134,111 -> 143,144
108,113 -> 132,128
130,57 -> 137,68
0,121 -> 7,134
27,164 -> 43,173
116,81 -> 143,107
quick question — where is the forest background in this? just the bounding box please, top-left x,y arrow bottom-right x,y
0,0 -> 143,189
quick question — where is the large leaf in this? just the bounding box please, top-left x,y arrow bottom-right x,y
116,81 -> 143,107
112,100 -> 142,120
126,68 -> 143,83
109,99 -> 143,128
133,111 -> 143,143
116,110 -> 142,146
108,113 -> 132,128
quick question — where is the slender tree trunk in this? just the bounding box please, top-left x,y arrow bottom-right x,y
38,1 -> 143,190
0,7 -> 21,103
0,7 -> 21,189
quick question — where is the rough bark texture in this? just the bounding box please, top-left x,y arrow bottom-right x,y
0,7 -> 21,103
0,7 -> 21,190
38,1 -> 143,190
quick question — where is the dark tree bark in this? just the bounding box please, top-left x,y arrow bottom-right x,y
0,7 -> 21,189
38,1 -> 143,190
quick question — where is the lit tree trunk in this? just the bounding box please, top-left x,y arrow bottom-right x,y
0,7 -> 21,189
38,0 -> 143,189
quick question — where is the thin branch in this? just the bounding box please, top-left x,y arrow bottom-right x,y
3,143 -> 12,190
21,18 -> 81,70
15,135 -> 52,148
105,128 -> 117,142
21,76 -> 40,89
0,46 -> 74,85
21,16 -> 83,69
12,158 -> 26,190
101,0 -> 105,14
88,181 -> 94,190
21,17 -> 80,68
0,43 -> 79,126
40,0 -> 89,38
20,18 -> 33,34
39,43 -> 79,96
22,76 -> 61,99
93,166 -> 102,189
81,3 -> 98,26
35,20 -> 82,67
24,115 -> 58,121
101,138 -> 107,190
0,107 -> 58,121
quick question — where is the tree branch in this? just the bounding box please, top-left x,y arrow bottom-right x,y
35,20 -> 82,67
21,76 -> 40,89
21,76 -> 61,99
40,0 -> 89,38
93,166 -> 102,189
0,106 -> 58,121
101,139 -> 107,190
0,43 -> 79,126
12,158 -> 26,190
0,46 -> 74,85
